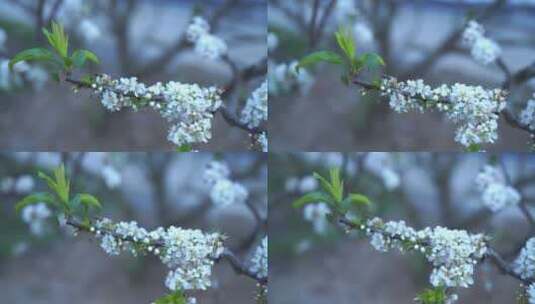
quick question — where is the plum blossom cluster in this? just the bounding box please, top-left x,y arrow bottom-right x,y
303,203 -> 331,235
91,74 -> 222,146
514,237 -> 535,280
240,80 -> 268,128
203,161 -> 249,207
250,237 -> 268,279
462,21 -> 501,65
363,217 -> 488,288
520,94 -> 535,131
1,175 -> 35,194
93,218 -> 224,294
186,16 -> 228,60
268,60 -> 314,96
528,283 -> 535,304
21,203 -> 52,236
363,152 -> 401,190
475,165 -> 520,212
257,132 -> 268,152
379,77 -> 508,147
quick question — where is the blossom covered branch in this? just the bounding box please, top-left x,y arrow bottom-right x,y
15,163 -> 268,304
293,166 -> 535,303
7,16 -> 267,151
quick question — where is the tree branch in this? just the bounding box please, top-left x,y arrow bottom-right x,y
66,218 -> 266,284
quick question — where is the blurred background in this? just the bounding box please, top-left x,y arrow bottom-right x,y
269,152 -> 535,303
0,152 -> 267,303
0,0 -> 266,150
269,0 -> 535,151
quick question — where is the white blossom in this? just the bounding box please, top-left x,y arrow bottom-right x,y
78,19 -> 101,43
204,161 -> 230,185
92,74 -> 222,146
14,175 -> 35,194
186,16 -> 227,60
210,179 -> 248,206
100,234 -> 121,256
257,132 -> 268,152
21,203 -> 51,236
298,175 -> 318,193
250,237 -> 268,278
353,22 -> 374,44
364,218 -> 487,288
267,32 -> 279,51
93,218 -> 224,292
380,77 -> 507,147
462,20 -> 501,65
241,80 -> 268,128
528,283 -> 535,304
101,165 -> 122,189
303,203 -> 331,235
186,17 -> 210,41
520,96 -> 535,130
0,59 -> 48,91
370,233 -> 387,252
514,238 -> 535,280
268,61 -> 314,96
204,160 -> 249,206
475,165 -> 520,212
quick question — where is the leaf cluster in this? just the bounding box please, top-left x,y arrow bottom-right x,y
292,168 -> 372,223
15,164 -> 102,227
298,27 -> 385,85
9,22 -> 99,76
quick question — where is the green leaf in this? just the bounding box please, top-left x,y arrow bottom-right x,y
313,172 -> 336,200
335,27 -> 356,62
466,143 -> 481,152
53,165 -> 70,204
328,168 -> 344,203
15,192 -> 56,213
9,48 -> 55,70
42,21 -> 69,58
298,51 -> 344,71
39,165 -> 70,206
153,291 -> 186,304
75,193 -> 102,210
359,53 -> 385,70
71,49 -> 100,68
415,287 -> 447,304
292,191 -> 332,208
346,193 -> 371,207
176,144 -> 193,152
